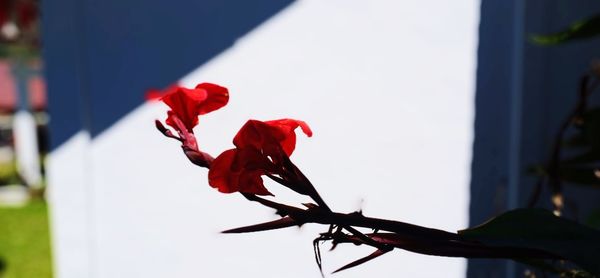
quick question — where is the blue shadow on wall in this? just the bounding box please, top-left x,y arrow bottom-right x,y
471,0 -> 600,277
41,0 -> 293,148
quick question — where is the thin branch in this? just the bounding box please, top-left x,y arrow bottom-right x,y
267,159 -> 394,251
538,73 -> 600,214
528,177 -> 545,208
281,155 -> 331,212
241,193 -> 460,241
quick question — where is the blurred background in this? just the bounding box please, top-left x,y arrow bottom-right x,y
0,0 -> 599,277
0,0 -> 52,277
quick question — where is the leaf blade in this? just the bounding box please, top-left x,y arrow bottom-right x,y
332,249 -> 390,274
460,209 -> 600,276
221,216 -> 298,234
531,14 -> 600,45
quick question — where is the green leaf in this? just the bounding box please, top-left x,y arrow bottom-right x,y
531,14 -> 600,45
459,209 -> 600,276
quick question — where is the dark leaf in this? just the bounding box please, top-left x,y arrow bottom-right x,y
526,164 -> 546,176
561,149 -> 600,165
581,109 -> 600,149
531,14 -> 600,45
565,108 -> 600,150
559,166 -> 600,186
221,216 -> 298,233
564,133 -> 588,148
313,238 -> 324,278
332,249 -> 390,274
459,209 -> 600,276
516,259 -> 594,278
585,208 -> 600,230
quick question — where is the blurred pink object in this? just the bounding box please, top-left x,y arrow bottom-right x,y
28,75 -> 46,111
0,61 -> 17,113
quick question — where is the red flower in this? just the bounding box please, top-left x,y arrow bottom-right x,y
208,119 -> 312,195
208,148 -> 274,195
144,84 -> 178,101
155,83 -> 229,168
162,83 -> 229,131
234,119 -> 312,158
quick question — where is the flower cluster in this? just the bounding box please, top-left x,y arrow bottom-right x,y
152,82 -> 591,276
154,83 -> 228,168
154,83 -> 311,196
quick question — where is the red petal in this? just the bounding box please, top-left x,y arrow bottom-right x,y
161,83 -> 229,131
298,121 -> 313,137
208,149 -> 273,196
265,119 -> 313,156
232,119 -> 312,156
267,119 -> 312,137
196,83 -> 229,115
144,89 -> 163,101
233,120 -> 269,150
238,170 -> 272,196
162,87 -> 208,130
208,149 -> 240,194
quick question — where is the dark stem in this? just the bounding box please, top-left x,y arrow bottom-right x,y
281,155 -> 332,212
527,177 -> 545,208
239,193 -> 558,260
541,73 -> 599,213
278,156 -> 394,250
241,194 -> 460,241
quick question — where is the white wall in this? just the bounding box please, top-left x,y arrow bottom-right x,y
48,1 -> 479,277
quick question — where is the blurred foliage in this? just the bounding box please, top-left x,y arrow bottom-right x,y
513,10 -> 600,277
531,13 -> 600,45
586,209 -> 600,229
527,89 -> 600,191
0,44 -> 38,60
0,200 -> 52,278
0,0 -> 40,58
0,161 -> 19,186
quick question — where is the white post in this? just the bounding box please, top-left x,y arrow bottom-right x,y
13,109 -> 42,187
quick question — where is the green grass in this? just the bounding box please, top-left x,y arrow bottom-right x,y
0,200 -> 53,278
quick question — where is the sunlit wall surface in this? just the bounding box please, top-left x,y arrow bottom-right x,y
44,1 -> 479,277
